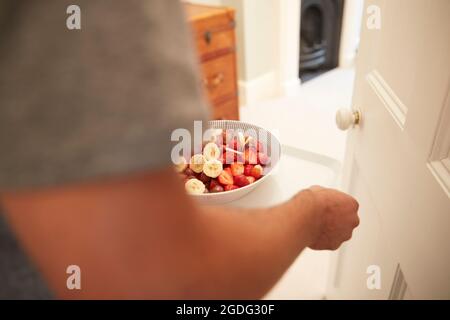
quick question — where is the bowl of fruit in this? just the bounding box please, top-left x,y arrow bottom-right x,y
174,120 -> 281,204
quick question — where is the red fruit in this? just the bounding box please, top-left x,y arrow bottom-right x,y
230,163 -> 244,176
218,168 -> 234,185
235,152 -> 245,164
258,152 -> 270,165
244,164 -> 254,176
210,185 -> 224,193
222,132 -> 228,143
184,175 -> 196,183
184,168 -> 195,176
256,141 -> 265,152
209,179 -> 220,189
227,135 -> 246,151
227,137 -> 239,150
246,176 -> 256,184
251,164 -> 263,179
244,148 -> 258,164
224,185 -> 239,191
234,175 -> 250,187
248,139 -> 263,152
220,152 -> 226,164
198,172 -> 211,184
221,152 -> 235,165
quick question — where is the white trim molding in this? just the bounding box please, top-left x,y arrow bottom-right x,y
281,78 -> 302,96
238,72 -> 279,107
339,0 -> 364,68
277,0 -> 301,94
428,86 -> 450,198
366,70 -> 408,130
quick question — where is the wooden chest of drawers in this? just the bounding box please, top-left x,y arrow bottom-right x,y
185,3 -> 240,120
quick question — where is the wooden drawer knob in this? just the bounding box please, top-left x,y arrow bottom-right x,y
203,73 -> 225,89
204,30 -> 212,44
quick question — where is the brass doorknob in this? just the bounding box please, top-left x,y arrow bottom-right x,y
336,108 -> 361,131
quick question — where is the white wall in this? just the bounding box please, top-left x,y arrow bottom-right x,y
189,0 -> 301,106
232,0 -> 283,106
277,0 -> 301,95
187,0 -> 363,105
339,0 -> 364,67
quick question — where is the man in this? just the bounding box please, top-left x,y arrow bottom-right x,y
0,0 -> 359,299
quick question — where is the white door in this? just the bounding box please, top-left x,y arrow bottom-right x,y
327,0 -> 450,299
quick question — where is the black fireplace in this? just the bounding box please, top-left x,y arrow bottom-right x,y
299,0 -> 345,82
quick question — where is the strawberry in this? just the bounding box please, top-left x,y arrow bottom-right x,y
256,141 -> 265,153
244,148 -> 258,164
218,167 -> 234,185
250,164 -> 263,179
227,134 -> 246,151
220,151 -> 230,164
220,151 -> 227,164
246,176 -> 256,184
224,185 -> 239,191
227,137 -> 239,150
230,163 -> 244,176
209,178 -> 220,190
210,185 -> 224,193
248,139 -> 263,152
222,131 -> 228,143
258,152 -> 270,165
244,164 -> 254,176
234,175 -> 250,187
235,152 -> 245,164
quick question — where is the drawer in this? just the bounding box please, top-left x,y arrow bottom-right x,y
213,98 -> 239,120
194,29 -> 235,61
186,5 -> 236,61
201,53 -> 237,105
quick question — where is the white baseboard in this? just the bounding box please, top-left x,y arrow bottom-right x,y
339,53 -> 357,69
238,72 -> 279,107
281,78 -> 301,95
238,73 -> 301,107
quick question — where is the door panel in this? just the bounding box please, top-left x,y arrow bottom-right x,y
328,0 -> 450,299
328,160 -> 398,299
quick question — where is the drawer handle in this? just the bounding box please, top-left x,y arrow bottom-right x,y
203,73 -> 225,89
204,31 -> 212,44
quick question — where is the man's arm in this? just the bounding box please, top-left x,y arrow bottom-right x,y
0,168 -> 359,299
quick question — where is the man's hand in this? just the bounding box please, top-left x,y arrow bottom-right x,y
292,186 -> 360,251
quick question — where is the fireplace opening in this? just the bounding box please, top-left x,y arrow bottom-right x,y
299,0 -> 345,82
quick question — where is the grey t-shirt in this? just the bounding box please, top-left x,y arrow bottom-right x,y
0,0 -> 209,298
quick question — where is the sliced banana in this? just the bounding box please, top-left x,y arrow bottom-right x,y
173,156 -> 187,173
237,132 -> 246,147
203,142 -> 221,161
203,159 -> 223,178
185,178 -> 206,195
244,136 -> 253,146
189,154 -> 205,173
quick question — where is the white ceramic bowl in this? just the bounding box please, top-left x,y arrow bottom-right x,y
190,120 -> 281,205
